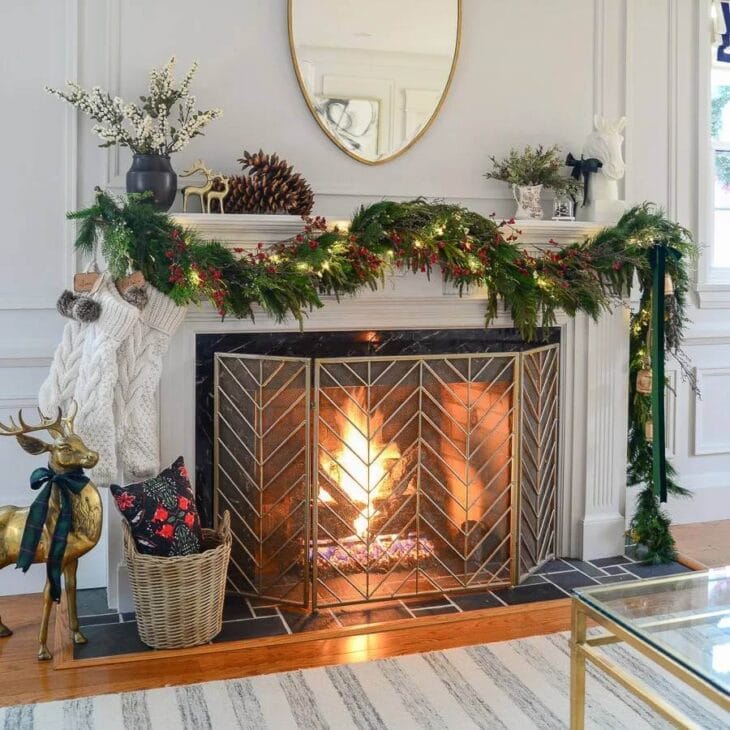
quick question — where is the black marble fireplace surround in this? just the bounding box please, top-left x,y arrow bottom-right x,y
194,327 -> 559,527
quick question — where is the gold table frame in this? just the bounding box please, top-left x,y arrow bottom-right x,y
570,592 -> 730,729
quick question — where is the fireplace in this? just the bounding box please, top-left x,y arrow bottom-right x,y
204,330 -> 559,609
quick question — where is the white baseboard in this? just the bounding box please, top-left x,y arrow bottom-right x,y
579,513 -> 626,560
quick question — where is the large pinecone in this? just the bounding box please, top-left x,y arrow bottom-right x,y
219,150 -> 314,216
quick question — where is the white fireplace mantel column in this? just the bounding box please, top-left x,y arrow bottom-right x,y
107,213 -> 630,610
562,309 -> 631,559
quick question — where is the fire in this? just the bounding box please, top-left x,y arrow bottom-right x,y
320,387 -> 400,539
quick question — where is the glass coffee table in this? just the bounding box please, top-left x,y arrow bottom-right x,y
571,568 -> 730,728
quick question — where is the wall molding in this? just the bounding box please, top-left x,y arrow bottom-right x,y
667,0 -> 679,218
105,0 -> 122,186
683,327 -> 730,344
0,396 -> 40,410
693,366 -> 730,454
593,0 -> 606,117
665,368 -> 677,457
0,298 -> 58,312
0,356 -> 53,369
64,0 -> 80,288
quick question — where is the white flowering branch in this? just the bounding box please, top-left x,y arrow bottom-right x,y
46,57 -> 222,156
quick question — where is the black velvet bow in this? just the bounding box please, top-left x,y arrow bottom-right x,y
566,153 -> 603,206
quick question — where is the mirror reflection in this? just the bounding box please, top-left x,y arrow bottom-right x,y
289,0 -> 460,164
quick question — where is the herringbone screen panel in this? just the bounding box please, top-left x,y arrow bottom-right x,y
519,346 -> 559,577
215,355 -> 310,606
314,355 -> 517,607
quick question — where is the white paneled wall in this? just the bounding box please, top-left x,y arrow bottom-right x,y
0,0 -> 728,597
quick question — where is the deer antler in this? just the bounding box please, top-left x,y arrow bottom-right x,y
0,407 -> 64,437
63,400 -> 77,433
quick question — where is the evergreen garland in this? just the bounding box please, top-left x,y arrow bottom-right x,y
69,190 -> 698,563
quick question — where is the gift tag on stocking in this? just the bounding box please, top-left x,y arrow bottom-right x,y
73,272 -> 102,293
116,271 -> 146,296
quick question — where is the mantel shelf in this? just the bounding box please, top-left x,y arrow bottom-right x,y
172,212 -> 604,248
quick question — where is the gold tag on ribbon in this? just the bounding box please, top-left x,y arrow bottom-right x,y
636,369 -> 653,394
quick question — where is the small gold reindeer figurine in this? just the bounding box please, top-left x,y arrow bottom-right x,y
180,159 -> 214,213
206,174 -> 230,213
0,404 -> 101,660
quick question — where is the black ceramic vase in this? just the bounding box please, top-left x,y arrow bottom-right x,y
126,154 -> 177,211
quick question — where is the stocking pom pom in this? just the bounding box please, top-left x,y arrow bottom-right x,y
122,285 -> 148,310
73,296 -> 101,323
56,290 -> 78,319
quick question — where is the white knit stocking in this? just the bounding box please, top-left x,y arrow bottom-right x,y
73,277 -> 139,485
116,284 -> 186,480
38,319 -> 87,417
38,277 -> 110,416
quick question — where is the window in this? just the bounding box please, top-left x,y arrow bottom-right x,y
711,66 -> 730,267
712,1 -> 730,268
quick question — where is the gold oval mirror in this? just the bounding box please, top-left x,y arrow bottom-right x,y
288,0 -> 461,165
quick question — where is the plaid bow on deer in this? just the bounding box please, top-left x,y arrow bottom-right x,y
16,467 -> 89,602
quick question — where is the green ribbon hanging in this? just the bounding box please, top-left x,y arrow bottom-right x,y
649,244 -> 668,502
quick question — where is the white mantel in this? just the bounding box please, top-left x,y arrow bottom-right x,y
110,213 -> 629,610
171,213 -> 604,249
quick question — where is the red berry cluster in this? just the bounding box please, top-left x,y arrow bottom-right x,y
303,215 -> 327,233
348,244 -> 382,280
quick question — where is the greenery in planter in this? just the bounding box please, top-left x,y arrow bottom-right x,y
70,191 -> 696,563
484,144 -> 580,196
46,57 -> 222,155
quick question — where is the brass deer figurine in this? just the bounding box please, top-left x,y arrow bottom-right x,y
180,159 -> 214,213
0,404 -> 101,660
206,174 -> 230,214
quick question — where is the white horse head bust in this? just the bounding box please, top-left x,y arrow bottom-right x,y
582,115 -> 626,181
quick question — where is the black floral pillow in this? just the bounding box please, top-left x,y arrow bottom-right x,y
111,456 -> 202,556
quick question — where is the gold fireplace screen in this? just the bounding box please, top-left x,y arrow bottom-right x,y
213,346 -> 559,609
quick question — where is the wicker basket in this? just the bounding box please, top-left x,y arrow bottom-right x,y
122,511 -> 231,649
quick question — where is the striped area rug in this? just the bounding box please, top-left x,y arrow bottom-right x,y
1,631 -> 726,729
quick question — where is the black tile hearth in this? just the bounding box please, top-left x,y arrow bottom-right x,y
280,610 -> 339,633
215,616 -> 288,643
399,595 -> 453,609
603,565 -> 630,575
597,574 -> 638,584
334,604 -> 411,627
493,583 -> 568,605
222,594 -> 255,621
624,562 -> 693,579
448,592 -> 505,611
545,570 -> 599,591
250,605 -> 279,618
561,559 -> 605,578
79,614 -> 121,628
71,555 -> 693,663
76,587 -> 112,617
408,605 -> 460,617
74,621 -> 147,660
533,559 -> 574,574
589,555 -> 635,568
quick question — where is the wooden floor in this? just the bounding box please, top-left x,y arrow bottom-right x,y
0,592 -> 571,708
672,519 -> 730,569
